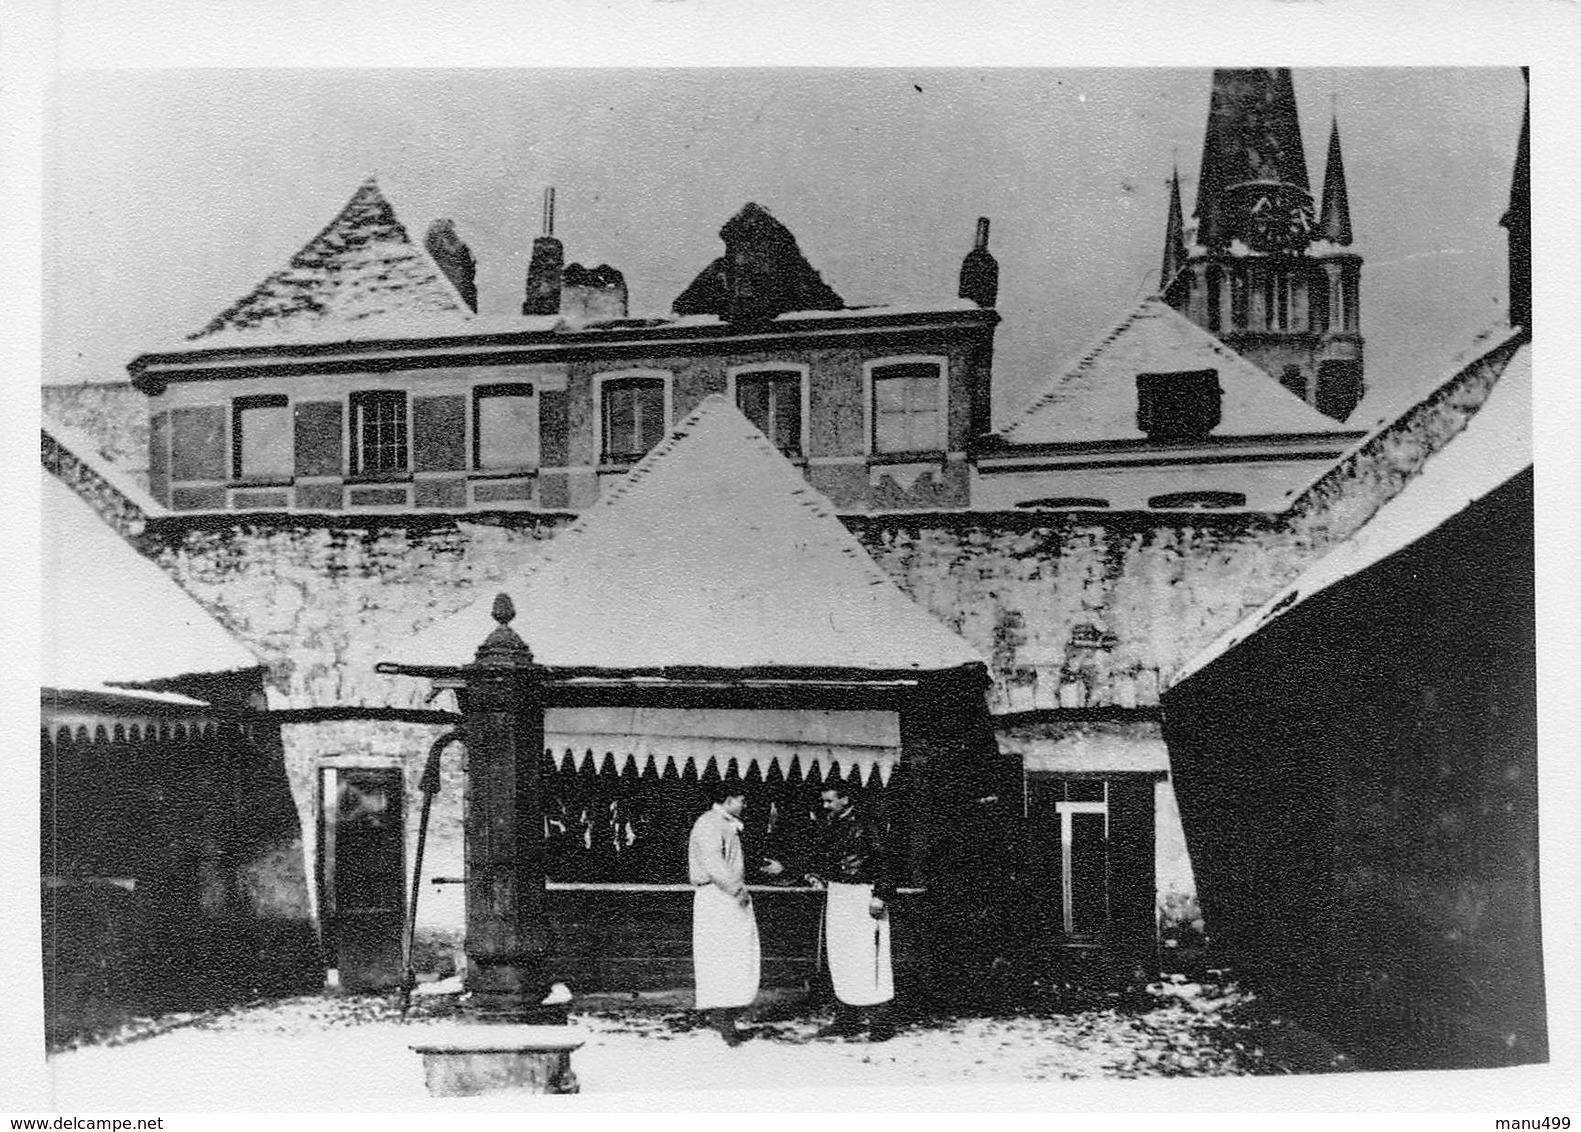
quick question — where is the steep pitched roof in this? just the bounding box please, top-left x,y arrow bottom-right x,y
390,395 -> 983,673
1160,166 -> 1189,290
41,471 -> 262,692
1193,68 -> 1315,251
672,202 -> 844,321
1317,117 -> 1354,246
187,176 -> 474,342
1174,337 -> 1530,685
998,297 -> 1352,445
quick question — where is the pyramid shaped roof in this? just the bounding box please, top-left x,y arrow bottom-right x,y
41,471 -> 262,693
389,396 -> 983,674
188,177 -> 473,342
998,297 -> 1352,446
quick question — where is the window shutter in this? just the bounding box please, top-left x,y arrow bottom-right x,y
169,405 -> 226,481
294,401 -> 344,477
413,394 -> 466,472
148,410 -> 170,504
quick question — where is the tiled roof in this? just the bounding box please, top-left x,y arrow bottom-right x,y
390,395 -> 984,673
41,471 -> 263,691
998,297 -> 1351,445
187,177 -> 473,342
1174,334 -> 1530,684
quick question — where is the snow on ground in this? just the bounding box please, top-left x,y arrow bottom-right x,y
40,980 -> 1333,1109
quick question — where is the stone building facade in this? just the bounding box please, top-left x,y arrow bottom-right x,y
126,183 -> 999,517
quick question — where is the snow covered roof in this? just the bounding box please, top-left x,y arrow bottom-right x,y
42,415 -> 166,517
145,299 -> 983,359
389,395 -> 984,673
187,176 -> 473,343
998,297 -> 1351,446
41,471 -> 263,692
1173,340 -> 1530,686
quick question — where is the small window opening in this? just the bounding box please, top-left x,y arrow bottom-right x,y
1135,369 -> 1222,442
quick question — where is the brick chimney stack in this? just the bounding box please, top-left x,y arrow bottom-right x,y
523,187 -> 564,316
958,217 -> 999,308
426,219 -> 478,312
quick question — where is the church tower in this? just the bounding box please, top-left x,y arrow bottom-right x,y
1160,69 -> 1364,421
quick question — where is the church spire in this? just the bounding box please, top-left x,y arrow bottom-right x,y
1161,166 -> 1189,292
1193,68 -> 1315,253
1318,117 -> 1354,246
1167,68 -> 1364,422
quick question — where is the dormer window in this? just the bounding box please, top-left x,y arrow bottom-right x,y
1135,369 -> 1222,442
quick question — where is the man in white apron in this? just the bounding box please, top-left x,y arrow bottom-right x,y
805,782 -> 896,1042
688,778 -> 772,1046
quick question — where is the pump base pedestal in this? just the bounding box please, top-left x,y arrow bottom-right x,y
410,1025 -> 584,1096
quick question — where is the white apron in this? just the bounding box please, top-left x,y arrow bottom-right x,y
825,881 -> 893,1006
692,884 -> 762,1009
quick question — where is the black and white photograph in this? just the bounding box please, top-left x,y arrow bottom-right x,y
10,0 -> 1580,1118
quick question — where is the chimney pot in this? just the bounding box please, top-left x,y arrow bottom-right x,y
958,216 -> 1000,309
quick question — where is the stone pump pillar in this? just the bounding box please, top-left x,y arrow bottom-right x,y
458,593 -> 560,1022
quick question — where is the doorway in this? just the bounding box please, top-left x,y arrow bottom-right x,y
1026,776 -> 1111,946
317,765 -> 405,989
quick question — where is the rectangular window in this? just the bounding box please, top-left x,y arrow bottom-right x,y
473,384 -> 538,471
734,371 -> 803,455
601,377 -> 666,464
231,395 -> 292,480
1230,272 -> 1248,329
349,390 -> 408,475
1205,266 -> 1222,333
871,362 -> 943,455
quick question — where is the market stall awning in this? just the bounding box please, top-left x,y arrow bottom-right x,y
387,395 -> 984,676
545,707 -> 901,785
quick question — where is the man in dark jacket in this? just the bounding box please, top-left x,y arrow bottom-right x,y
805,781 -> 896,1041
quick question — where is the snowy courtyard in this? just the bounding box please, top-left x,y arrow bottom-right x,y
38,978 -> 1354,1109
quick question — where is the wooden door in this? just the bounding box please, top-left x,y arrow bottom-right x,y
319,766 -> 405,989
1025,777 -> 1111,956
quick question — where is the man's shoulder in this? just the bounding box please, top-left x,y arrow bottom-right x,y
690,808 -> 719,834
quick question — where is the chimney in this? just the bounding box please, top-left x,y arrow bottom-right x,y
523,187 -> 564,316
958,217 -> 999,308
559,263 -> 629,323
425,219 -> 477,312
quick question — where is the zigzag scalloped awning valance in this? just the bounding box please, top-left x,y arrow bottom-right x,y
543,707 -> 902,786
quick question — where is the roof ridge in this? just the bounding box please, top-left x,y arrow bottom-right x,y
999,299 -> 1158,438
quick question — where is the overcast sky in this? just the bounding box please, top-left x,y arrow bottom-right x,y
44,67 -> 1525,425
